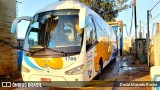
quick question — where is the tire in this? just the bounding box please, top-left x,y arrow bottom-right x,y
95,61 -> 103,79
112,57 -> 116,63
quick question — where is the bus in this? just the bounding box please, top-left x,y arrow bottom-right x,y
11,0 -> 117,87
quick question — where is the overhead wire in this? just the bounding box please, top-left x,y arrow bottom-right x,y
149,0 -> 160,22
150,3 -> 160,15
140,0 -> 153,26
124,2 -> 134,37
150,0 -> 160,11
149,11 -> 160,21
141,0 -> 160,32
149,0 -> 154,9
150,11 -> 160,22
147,0 -> 160,37
149,0 -> 160,21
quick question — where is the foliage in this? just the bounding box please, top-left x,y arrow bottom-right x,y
79,0 -> 130,22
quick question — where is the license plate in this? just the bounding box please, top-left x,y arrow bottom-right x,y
40,78 -> 51,82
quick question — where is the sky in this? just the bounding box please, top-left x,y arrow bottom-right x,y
117,0 -> 160,39
17,0 -> 160,39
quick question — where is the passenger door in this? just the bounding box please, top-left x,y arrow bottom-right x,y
85,14 -> 97,79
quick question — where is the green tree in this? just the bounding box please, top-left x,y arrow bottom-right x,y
79,0 -> 130,22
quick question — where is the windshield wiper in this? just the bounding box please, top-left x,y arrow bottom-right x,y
27,45 -> 66,56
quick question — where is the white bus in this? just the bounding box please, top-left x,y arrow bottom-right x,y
11,1 -> 117,87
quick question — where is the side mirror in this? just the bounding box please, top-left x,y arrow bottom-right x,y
11,16 -> 32,34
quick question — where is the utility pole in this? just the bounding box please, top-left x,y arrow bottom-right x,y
147,10 -> 150,38
118,21 -> 123,56
139,21 -> 142,38
146,0 -> 160,67
147,10 -> 150,67
134,0 -> 137,63
134,0 -> 137,39
16,0 -> 22,17
139,21 -> 141,32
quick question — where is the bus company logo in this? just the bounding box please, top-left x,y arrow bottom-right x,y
2,82 -> 11,87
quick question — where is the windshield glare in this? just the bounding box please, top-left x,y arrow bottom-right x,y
27,10 -> 83,54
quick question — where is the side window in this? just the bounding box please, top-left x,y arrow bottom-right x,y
86,15 -> 96,51
91,15 -> 103,40
28,30 -> 38,46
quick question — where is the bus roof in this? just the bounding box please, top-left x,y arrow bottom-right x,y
35,1 -> 101,18
35,1 -> 112,31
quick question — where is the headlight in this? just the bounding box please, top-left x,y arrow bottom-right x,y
22,65 -> 30,73
65,64 -> 85,75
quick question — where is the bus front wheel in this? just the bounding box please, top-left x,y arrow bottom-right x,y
96,59 -> 103,79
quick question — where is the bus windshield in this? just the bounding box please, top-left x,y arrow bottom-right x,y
27,10 -> 83,56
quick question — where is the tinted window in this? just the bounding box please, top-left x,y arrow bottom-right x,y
86,15 -> 96,51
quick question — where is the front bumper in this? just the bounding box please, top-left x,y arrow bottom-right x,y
22,73 -> 87,87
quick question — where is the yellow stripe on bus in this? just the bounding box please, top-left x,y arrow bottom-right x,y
34,58 -> 63,69
94,39 -> 112,72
